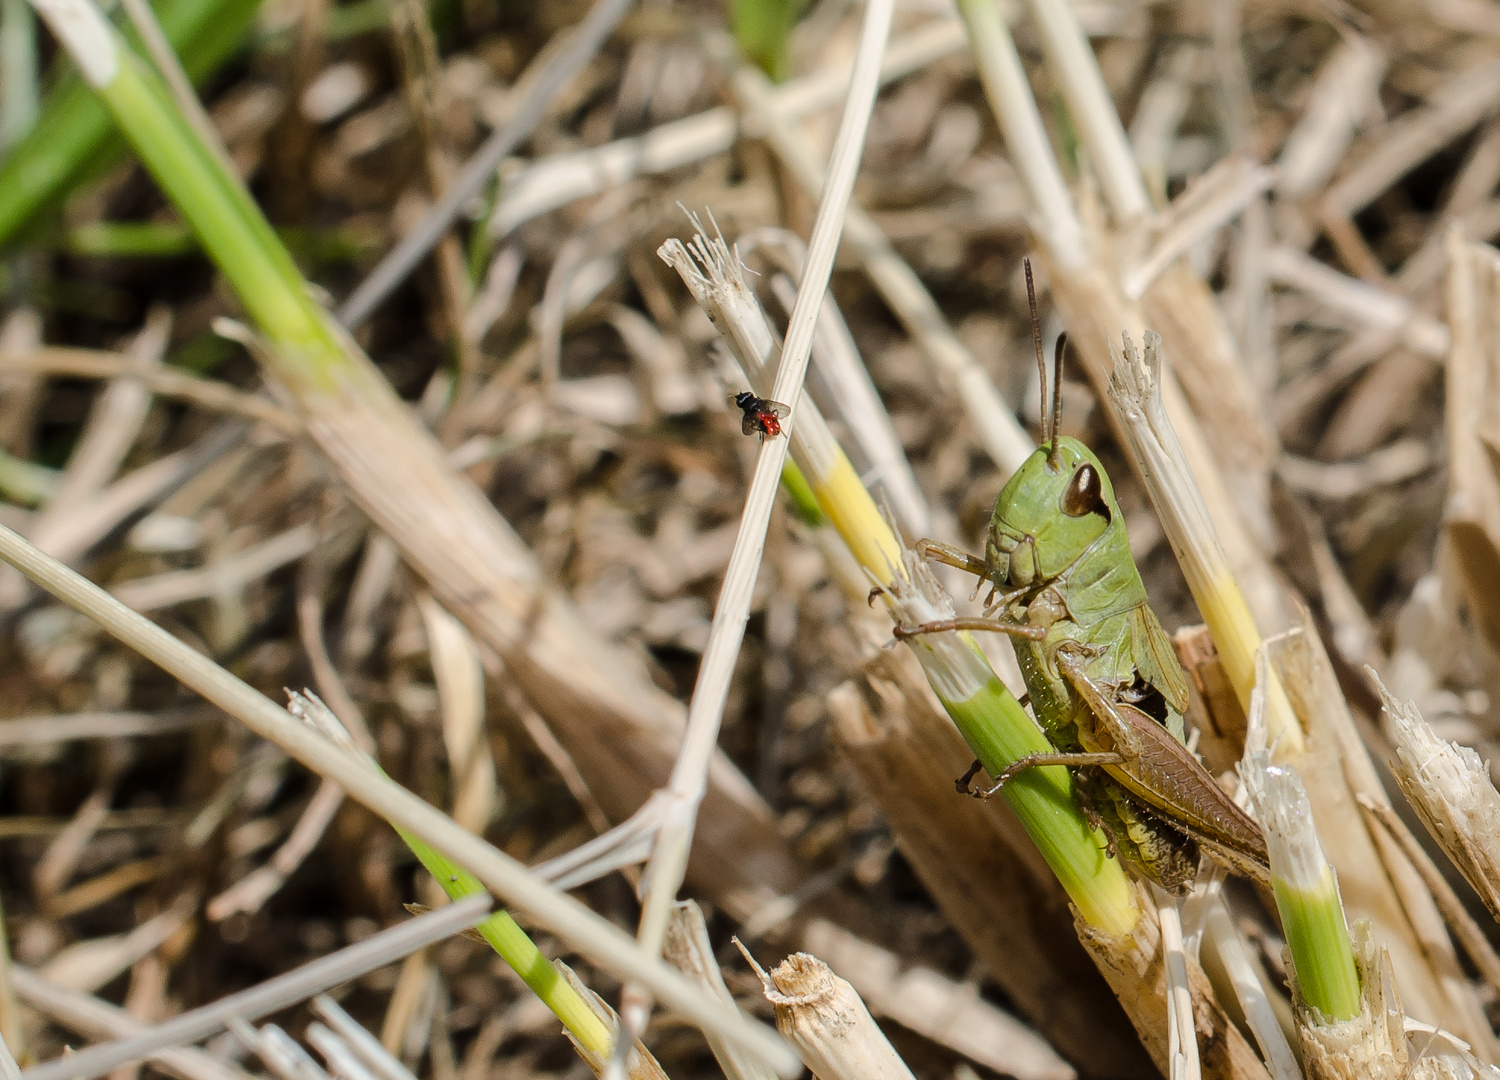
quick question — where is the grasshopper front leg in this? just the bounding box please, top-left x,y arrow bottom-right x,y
913,540 -> 1029,614
894,617 -> 1044,641
915,539 -> 990,578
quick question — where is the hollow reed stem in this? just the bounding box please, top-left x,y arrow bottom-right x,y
1247,757 -> 1360,1022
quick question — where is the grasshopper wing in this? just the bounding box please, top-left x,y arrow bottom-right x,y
1128,603 -> 1190,716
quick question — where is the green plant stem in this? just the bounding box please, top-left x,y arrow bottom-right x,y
395,825 -> 614,1054
1275,874 -> 1361,1021
934,661 -> 1138,936
60,21 -> 615,1057
1250,759 -> 1361,1022
731,0 -> 798,81
0,450 -> 59,505
41,220 -> 378,261
96,48 -> 340,370
779,459 -> 825,528
0,0 -> 261,248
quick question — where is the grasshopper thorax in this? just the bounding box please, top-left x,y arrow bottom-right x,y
985,436 -> 1118,590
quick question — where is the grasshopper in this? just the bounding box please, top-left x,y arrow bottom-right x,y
896,262 -> 1269,893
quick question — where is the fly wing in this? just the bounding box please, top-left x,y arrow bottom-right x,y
742,411 -> 759,436
1128,603 -> 1190,716
763,400 -> 791,419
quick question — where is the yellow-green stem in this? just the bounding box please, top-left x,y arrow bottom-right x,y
396,827 -> 614,1053
933,658 -> 1138,935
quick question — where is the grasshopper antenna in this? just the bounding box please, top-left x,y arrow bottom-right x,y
1024,259 -> 1049,454
1049,331 -> 1068,468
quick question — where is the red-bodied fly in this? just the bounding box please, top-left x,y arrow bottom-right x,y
732,392 -> 790,439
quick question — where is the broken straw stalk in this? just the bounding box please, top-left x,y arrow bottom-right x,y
751,950 -> 917,1080
1108,331 -> 1488,1041
1245,758 -> 1361,1025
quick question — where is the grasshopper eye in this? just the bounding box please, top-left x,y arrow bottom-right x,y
1061,464 -> 1106,518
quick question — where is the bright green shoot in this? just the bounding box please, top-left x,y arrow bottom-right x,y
732,0 -> 801,81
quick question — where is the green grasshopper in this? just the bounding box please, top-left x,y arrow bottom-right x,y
896,262 -> 1269,893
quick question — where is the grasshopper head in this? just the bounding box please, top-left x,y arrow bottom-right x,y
986,436 -> 1117,588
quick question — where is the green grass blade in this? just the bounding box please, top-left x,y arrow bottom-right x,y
0,0 -> 261,248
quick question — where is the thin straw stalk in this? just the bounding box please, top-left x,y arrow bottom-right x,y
22,900 -> 491,1080
1200,897 -> 1301,1080
1155,897 -> 1198,1080
759,238 -> 930,538
952,0 -> 1087,264
11,969 -> 252,1080
488,18 -> 968,239
1018,0 -> 1150,225
620,0 -> 898,1051
0,521 -> 799,1077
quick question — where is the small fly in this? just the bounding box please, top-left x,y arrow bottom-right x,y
732,391 -> 790,439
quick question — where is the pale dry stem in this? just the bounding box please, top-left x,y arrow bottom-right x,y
0,521 -> 800,1075
617,0 -> 897,1060
756,951 -> 917,1080
1075,885 -> 1271,1080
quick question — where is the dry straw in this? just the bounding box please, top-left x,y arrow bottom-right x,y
1378,677 -> 1500,921
0,519 -> 798,1076
1107,331 -> 1302,751
27,0 -> 808,931
744,947 -> 917,1080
